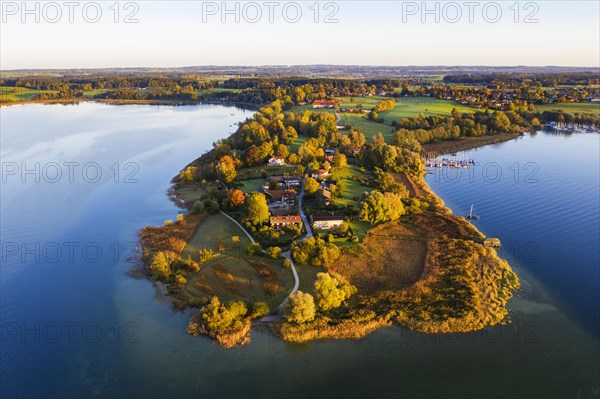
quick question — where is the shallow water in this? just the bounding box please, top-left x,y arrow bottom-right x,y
1,104 -> 598,398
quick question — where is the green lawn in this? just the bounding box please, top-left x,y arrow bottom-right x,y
335,95 -> 388,109
535,102 -> 600,115
0,86 -> 58,102
238,178 -> 265,194
175,184 -> 206,202
198,88 -> 243,95
330,164 -> 371,209
338,112 -> 395,142
378,97 -> 474,122
182,213 -> 295,308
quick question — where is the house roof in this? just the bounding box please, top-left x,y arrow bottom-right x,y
266,189 -> 297,200
270,215 -> 301,224
312,214 -> 344,222
313,100 -> 337,106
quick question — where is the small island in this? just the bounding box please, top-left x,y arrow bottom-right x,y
137,85 -> 597,348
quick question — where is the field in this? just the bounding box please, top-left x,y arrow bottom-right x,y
174,184 -> 206,202
236,164 -> 296,180
335,95 -> 388,109
182,214 -> 294,308
535,102 -> 600,115
198,88 -> 243,95
338,112 -> 395,141
378,97 -> 475,121
0,86 -> 58,102
334,221 -> 428,293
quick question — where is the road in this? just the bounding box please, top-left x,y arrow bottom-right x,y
297,178 -> 314,239
221,179 -> 314,317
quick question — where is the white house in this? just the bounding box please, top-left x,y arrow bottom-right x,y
311,215 -> 344,230
268,156 -> 286,166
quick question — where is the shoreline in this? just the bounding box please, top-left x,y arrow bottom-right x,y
139,103 -> 522,347
0,97 -> 261,109
422,132 -> 521,155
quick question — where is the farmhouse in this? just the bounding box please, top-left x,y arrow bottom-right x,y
311,214 -> 344,230
265,189 -> 297,204
268,156 -> 286,166
270,215 -> 302,229
267,175 -> 301,188
312,100 -> 336,109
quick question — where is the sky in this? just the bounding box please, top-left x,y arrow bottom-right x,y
1,0 -> 599,69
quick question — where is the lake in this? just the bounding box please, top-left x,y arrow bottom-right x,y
1,103 -> 598,398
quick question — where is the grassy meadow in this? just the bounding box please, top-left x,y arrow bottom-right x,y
182,213 -> 294,308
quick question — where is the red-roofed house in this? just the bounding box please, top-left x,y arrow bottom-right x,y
270,215 -> 302,229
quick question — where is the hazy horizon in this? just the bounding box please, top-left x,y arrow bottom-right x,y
1,1 -> 598,70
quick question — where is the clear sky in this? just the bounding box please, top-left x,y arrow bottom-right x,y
1,0 -> 599,69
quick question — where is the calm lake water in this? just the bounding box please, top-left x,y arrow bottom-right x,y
1,103 -> 598,399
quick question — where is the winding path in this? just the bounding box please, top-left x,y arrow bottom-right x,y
220,210 -> 256,244
219,208 -> 300,315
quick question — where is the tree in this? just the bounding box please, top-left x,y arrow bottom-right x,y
244,145 -> 262,167
360,190 -> 406,225
200,297 -> 247,331
217,155 -> 237,183
252,302 -> 270,318
349,129 -> 366,147
284,291 -> 316,324
246,242 -> 262,256
332,151 -> 347,169
149,251 -> 171,279
227,189 -> 245,207
246,193 -> 269,225
314,272 -> 356,311
274,143 -> 290,158
178,166 -> 196,183
304,177 -> 320,196
374,168 -> 410,197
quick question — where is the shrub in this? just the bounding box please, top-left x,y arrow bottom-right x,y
266,246 -> 282,259
246,243 -> 262,256
176,214 -> 185,223
164,219 -> 173,226
252,302 -> 270,318
282,258 -> 292,269
192,200 -> 204,214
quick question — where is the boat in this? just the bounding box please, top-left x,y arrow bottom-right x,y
466,204 -> 480,220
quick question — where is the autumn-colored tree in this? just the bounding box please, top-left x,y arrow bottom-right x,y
332,152 -> 347,169
227,189 -> 245,207
314,272 -> 357,311
244,145 -> 262,167
246,193 -> 269,225
304,177 -> 320,196
217,155 -> 236,183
